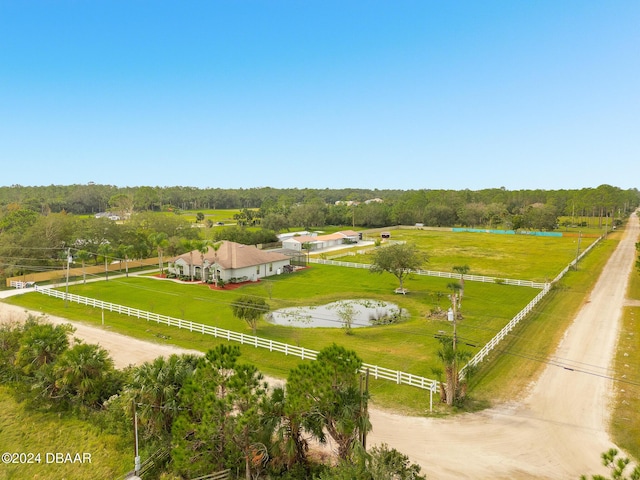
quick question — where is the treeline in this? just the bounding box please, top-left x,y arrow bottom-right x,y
1,184 -> 638,283
0,316 -> 425,480
1,184 -> 638,225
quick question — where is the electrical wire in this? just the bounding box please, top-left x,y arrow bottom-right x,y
7,257 -> 640,387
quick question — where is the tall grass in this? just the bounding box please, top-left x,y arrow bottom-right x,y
0,387 -> 131,479
611,252 -> 640,461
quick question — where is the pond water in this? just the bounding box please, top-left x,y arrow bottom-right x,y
267,299 -> 405,328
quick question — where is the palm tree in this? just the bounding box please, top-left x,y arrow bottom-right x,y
97,243 -> 112,281
118,244 -> 135,278
148,232 -> 169,275
434,336 -> 472,406
180,239 -> 196,281
210,241 -> 222,287
129,354 -> 199,440
75,250 -> 92,284
15,322 -> 73,376
302,242 -> 313,266
452,265 -> 470,306
52,343 -> 116,407
193,240 -> 210,282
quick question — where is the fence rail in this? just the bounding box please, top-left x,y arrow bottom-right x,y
30,233 -> 602,402
33,285 -> 439,395
190,469 -> 231,480
311,259 -> 547,289
459,234 -> 602,376
461,284 -> 551,374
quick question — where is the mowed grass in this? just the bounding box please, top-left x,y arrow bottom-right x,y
348,229 -> 597,282
0,387 -> 130,479
611,255 -> 640,461
168,208 -> 243,224
468,235 -> 622,402
5,264 -> 538,413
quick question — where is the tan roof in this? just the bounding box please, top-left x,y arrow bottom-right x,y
285,230 -> 358,243
174,241 -> 290,269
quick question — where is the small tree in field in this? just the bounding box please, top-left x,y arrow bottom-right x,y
332,301 -> 356,335
231,296 -> 270,336
369,242 -> 427,291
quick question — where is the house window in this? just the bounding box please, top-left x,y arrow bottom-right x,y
269,263 -> 273,272
256,265 -> 260,274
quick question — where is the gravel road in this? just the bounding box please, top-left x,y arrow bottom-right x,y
1,212 -> 637,479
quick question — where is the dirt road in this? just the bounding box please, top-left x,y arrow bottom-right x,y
1,212 -> 637,479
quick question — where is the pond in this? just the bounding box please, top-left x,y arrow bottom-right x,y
267,299 -> 406,328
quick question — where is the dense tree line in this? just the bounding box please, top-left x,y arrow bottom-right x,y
1,184 -> 637,284
1,184 -> 637,225
0,317 -> 425,479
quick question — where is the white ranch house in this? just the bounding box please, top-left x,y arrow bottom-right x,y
281,230 -> 360,252
169,241 -> 291,283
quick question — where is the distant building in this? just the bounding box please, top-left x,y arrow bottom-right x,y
281,230 -> 360,252
94,212 -> 121,221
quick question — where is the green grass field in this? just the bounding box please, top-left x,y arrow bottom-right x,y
611,253 -> 640,461
169,208 -> 243,224
0,387 -> 131,480
6,263 -> 539,413
467,236 -> 620,402
347,229 -> 597,282
1,227 -> 618,416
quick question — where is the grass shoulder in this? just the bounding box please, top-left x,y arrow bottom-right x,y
468,237 -> 619,403
0,386 -> 131,479
611,256 -> 640,461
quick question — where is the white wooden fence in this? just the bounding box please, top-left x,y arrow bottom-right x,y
310,258 -> 547,289
32,285 -> 439,407
460,283 -> 551,375
28,233 -> 602,405
459,234 -> 602,376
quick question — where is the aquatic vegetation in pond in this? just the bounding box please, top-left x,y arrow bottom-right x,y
267,299 -> 407,328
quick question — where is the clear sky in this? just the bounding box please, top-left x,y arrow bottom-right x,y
1,1 -> 638,191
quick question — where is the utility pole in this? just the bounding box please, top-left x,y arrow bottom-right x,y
449,291 -> 458,406
65,248 -> 71,308
133,400 -> 141,477
359,368 -> 370,450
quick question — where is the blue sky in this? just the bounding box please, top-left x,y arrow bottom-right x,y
1,1 -> 638,191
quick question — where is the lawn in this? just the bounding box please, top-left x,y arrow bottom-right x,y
171,208 -> 243,224
344,229 -> 598,282
2,227 -> 613,414
6,264 -> 539,412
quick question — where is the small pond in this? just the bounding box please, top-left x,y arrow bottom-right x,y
267,299 -> 406,328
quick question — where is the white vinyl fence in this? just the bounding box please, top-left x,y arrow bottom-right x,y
460,283 -> 551,375
29,233 -> 601,406
33,285 -> 440,409
459,234 -> 602,377
311,258 -> 547,289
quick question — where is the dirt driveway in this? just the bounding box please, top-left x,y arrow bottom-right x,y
1,213 -> 638,479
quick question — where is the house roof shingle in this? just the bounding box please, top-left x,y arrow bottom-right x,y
174,241 -> 290,269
